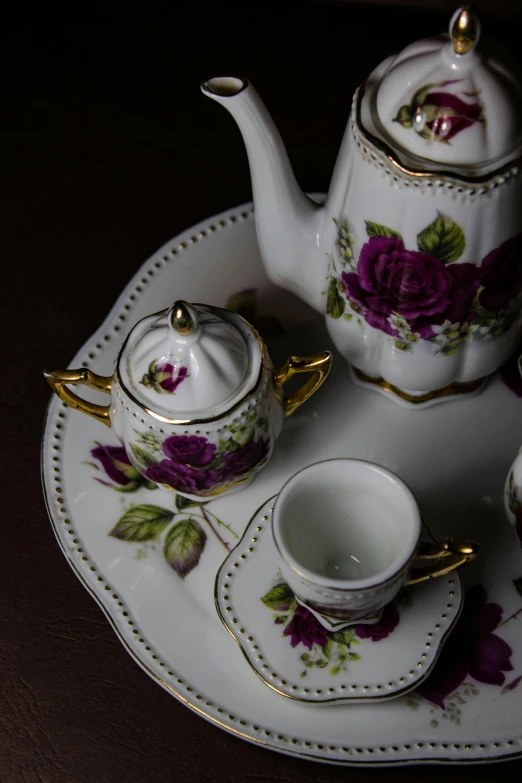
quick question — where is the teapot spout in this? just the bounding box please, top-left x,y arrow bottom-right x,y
201,77 -> 324,311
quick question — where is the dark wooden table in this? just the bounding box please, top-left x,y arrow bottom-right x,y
4,1 -> 522,780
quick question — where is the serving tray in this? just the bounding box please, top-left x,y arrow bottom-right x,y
42,201 -> 522,766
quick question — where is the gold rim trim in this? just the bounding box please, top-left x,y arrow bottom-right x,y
355,84 -> 522,185
353,367 -> 486,405
116,306 -> 267,425
214,500 -> 465,705
160,475 -> 251,498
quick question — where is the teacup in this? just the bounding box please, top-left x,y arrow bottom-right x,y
272,458 -> 478,623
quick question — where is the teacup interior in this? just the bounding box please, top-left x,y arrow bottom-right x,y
274,461 -> 419,584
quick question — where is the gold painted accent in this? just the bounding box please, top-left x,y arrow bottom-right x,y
170,300 -> 194,335
44,368 -> 112,426
353,367 -> 485,405
214,498 -> 465,705
274,351 -> 332,417
159,475 -> 250,498
408,538 -> 478,585
355,85 -> 522,185
114,307 -> 266,425
452,6 -> 479,55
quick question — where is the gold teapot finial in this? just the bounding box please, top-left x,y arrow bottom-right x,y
170,300 -> 194,336
451,5 -> 480,55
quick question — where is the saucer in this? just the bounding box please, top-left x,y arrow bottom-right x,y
215,499 -> 463,705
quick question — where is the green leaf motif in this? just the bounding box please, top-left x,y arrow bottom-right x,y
175,494 -> 208,512
163,518 -> 207,579
130,443 -> 158,467
110,504 -> 174,542
411,82 -> 437,108
321,638 -> 334,661
364,221 -> 403,241
514,576 -> 522,597
417,212 -> 465,263
331,627 -> 356,646
261,583 -> 295,612
326,277 -> 345,319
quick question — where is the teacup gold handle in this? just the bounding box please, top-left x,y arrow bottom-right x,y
408,537 -> 478,585
44,368 -> 113,426
274,351 -> 332,417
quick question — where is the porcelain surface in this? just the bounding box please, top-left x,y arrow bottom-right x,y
45,299 -> 331,500
42,201 -> 522,766
202,9 -> 522,400
215,498 -> 463,704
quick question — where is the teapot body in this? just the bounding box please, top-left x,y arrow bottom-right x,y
321,90 -> 522,403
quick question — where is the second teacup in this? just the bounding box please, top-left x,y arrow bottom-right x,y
272,458 -> 477,622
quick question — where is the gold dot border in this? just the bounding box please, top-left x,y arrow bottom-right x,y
218,505 -> 461,703
44,204 -> 522,764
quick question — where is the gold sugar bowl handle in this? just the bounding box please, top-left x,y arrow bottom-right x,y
408,537 -> 479,585
44,368 -> 113,426
274,351 -> 332,417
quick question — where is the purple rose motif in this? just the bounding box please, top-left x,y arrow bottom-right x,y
222,437 -> 270,481
156,362 -> 188,393
421,90 -> 483,142
282,603 -> 329,650
353,603 -> 400,642
91,444 -> 148,491
146,460 -> 219,494
417,585 -> 513,709
342,237 -> 480,338
145,435 -> 218,494
395,80 -> 483,143
141,359 -> 189,394
162,435 -> 216,468
479,233 -> 522,311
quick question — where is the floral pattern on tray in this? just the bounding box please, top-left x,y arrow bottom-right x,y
407,583 -> 522,725
261,580 -> 403,678
394,79 -> 484,144
87,441 -> 239,577
326,215 -> 522,355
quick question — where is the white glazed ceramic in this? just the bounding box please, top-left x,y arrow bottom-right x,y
216,498 -> 463,704
42,202 -> 522,766
44,300 -> 331,500
505,357 -> 522,549
202,8 -> 522,403
505,446 -> 522,549
271,459 -> 475,622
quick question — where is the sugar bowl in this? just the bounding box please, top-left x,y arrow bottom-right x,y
44,301 -> 332,499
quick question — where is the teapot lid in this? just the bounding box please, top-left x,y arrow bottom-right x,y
362,6 -> 522,176
118,301 -> 262,422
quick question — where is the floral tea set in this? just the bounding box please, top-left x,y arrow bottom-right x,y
44,7 -> 522,702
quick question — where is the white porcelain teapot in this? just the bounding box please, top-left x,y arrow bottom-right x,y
202,7 -> 522,406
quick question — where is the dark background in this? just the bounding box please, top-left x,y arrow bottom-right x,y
3,1 -> 522,781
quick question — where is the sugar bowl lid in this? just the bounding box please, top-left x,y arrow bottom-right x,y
362,6 -> 522,176
118,301 -> 262,422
